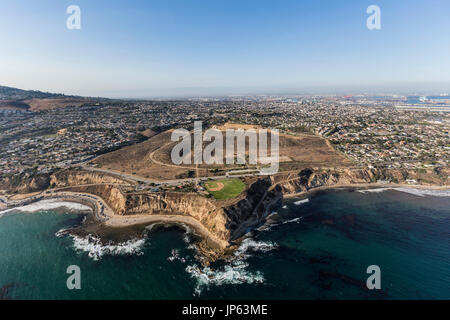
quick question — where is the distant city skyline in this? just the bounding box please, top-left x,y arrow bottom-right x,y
1,0 -> 450,98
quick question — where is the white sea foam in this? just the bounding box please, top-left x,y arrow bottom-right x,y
168,249 -> 186,263
55,228 -> 70,238
186,261 -> 264,296
358,187 -> 450,197
282,217 -> 303,224
146,221 -> 195,245
266,211 -> 278,218
392,187 -> 450,197
183,233 -> 191,244
258,213 -> 304,231
185,238 -> 277,295
259,212 -> 280,231
0,199 -> 92,215
234,238 -> 278,258
256,224 -> 272,232
293,198 -> 309,205
357,188 -> 389,194
69,234 -> 146,261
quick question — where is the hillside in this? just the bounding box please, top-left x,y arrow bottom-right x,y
0,85 -> 107,111
0,85 -> 75,100
90,126 -> 353,181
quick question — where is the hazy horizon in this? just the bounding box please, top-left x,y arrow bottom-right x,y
1,0 -> 450,98
3,81 -> 450,100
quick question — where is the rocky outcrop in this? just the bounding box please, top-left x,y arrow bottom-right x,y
277,167 -> 448,195
122,192 -> 230,242
224,177 -> 281,240
0,169 -> 129,194
50,169 -> 128,188
277,168 -> 370,194
64,183 -> 231,242
0,173 -> 50,193
4,166 -> 447,254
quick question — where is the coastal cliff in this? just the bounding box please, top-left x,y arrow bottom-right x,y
0,168 -> 128,194
49,169 -> 130,187
224,177 -> 282,240
276,167 -> 448,194
0,173 -> 50,193
125,193 -> 230,242
56,183 -> 231,243
221,166 -> 448,240
3,166 -> 448,260
55,166 -> 449,244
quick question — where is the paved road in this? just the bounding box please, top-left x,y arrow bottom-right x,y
77,164 -> 265,187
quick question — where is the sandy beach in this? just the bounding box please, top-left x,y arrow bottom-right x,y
105,214 -> 228,250
1,190 -> 114,220
2,189 -> 228,251
2,182 -> 448,255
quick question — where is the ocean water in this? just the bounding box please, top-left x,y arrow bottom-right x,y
0,188 -> 449,300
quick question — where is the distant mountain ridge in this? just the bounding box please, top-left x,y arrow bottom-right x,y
0,85 -> 108,111
0,85 -> 80,101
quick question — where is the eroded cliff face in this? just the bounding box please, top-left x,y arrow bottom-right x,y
276,167 -> 448,194
50,169 -> 128,187
276,168 -> 373,194
0,174 -> 50,193
47,170 -> 279,243
5,166 -> 447,249
122,192 -> 230,242
224,177 -> 282,240
223,166 -> 448,240
61,182 -> 231,242
0,169 -> 128,194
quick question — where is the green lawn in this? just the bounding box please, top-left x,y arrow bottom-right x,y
204,178 -> 246,200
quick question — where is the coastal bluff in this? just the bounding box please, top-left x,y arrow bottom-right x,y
2,165 -> 448,260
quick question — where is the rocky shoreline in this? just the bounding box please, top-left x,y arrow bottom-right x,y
1,166 -> 448,264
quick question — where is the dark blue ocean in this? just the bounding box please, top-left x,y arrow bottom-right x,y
0,188 -> 449,299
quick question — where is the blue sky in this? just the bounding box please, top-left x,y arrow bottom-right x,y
0,0 -> 449,97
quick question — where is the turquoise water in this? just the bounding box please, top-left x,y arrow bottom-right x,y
0,189 -> 449,299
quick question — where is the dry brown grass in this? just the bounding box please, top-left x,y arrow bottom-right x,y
0,100 -> 30,110
92,126 -> 352,181
24,98 -> 91,111
92,131 -> 192,180
278,134 -> 352,168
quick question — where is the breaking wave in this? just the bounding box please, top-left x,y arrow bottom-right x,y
357,188 -> 387,194
55,228 -> 71,238
61,233 -> 146,261
282,217 -> 303,224
266,211 -> 278,218
293,198 -> 309,205
168,249 -> 186,263
234,238 -> 278,258
0,199 -> 92,215
258,211 -> 305,232
392,187 -> 450,197
185,238 -> 277,295
358,187 -> 450,197
186,261 -> 264,296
